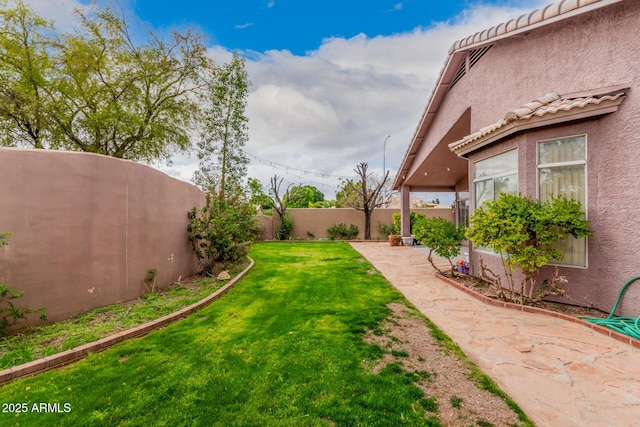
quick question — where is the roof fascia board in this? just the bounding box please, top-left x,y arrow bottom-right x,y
392,51 -> 466,189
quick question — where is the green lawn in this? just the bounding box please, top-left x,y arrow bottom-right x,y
0,242 -> 510,426
0,274 -> 240,369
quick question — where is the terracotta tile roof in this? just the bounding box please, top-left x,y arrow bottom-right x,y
393,0 -> 625,189
452,0 -> 611,51
392,0 -> 629,189
450,89 -> 627,154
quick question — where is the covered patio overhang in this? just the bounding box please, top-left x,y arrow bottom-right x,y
393,108 -> 470,237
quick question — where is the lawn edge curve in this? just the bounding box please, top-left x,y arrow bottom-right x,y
0,257 -> 254,386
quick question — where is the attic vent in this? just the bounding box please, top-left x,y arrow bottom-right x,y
449,61 -> 466,89
449,45 -> 493,90
469,45 -> 492,68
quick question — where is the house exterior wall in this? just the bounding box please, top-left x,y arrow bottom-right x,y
417,2 -> 640,315
0,148 -> 206,327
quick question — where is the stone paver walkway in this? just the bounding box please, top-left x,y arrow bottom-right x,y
351,242 -> 640,427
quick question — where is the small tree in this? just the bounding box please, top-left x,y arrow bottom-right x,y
466,193 -> 592,304
187,195 -> 257,276
338,162 -> 389,240
268,175 -> 303,240
194,53 -> 250,197
412,217 -> 466,275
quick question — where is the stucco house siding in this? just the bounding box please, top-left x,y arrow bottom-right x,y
396,1 -> 640,315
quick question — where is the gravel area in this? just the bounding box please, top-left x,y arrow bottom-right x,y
364,303 -> 524,427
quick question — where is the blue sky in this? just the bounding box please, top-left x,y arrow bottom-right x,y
129,1 -> 471,55
26,0 -> 548,199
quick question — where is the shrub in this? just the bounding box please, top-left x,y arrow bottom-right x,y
392,211 -> 426,235
327,223 -> 359,240
412,217 -> 465,275
0,233 -> 47,335
187,194 -> 258,276
376,222 -> 395,238
276,214 -> 294,240
466,193 -> 592,304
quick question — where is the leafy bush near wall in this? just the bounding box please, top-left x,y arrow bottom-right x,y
276,214 -> 294,240
466,193 -> 592,304
187,195 -> 258,276
377,222 -> 395,238
0,233 -> 47,335
412,218 -> 465,275
392,212 -> 427,235
327,223 -> 359,240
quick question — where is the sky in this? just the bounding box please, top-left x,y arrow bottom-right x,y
22,0 -> 549,201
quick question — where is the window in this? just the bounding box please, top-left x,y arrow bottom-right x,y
473,149 -> 518,209
473,150 -> 518,254
456,191 -> 469,227
538,135 -> 587,267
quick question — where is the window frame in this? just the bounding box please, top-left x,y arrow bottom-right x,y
536,134 -> 588,269
472,148 -> 519,255
472,148 -> 519,210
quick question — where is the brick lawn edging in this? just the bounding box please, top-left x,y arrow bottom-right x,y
0,257 -> 254,385
436,273 -> 640,350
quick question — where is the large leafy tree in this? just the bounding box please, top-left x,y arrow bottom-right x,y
193,52 -> 249,196
247,177 -> 273,211
287,185 -> 325,208
338,162 -> 389,240
0,0 -> 54,148
0,1 -> 211,162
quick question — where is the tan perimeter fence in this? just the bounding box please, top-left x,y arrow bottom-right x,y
0,148 -> 206,328
0,147 -> 454,328
255,207 -> 454,241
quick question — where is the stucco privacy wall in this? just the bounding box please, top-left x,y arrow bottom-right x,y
0,148 -> 206,327
259,208 -> 454,240
430,2 -> 640,315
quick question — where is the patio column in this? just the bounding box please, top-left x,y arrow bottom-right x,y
400,185 -> 411,237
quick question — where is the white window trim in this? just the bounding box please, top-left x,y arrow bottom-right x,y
472,148 -> 519,255
536,134 -> 588,269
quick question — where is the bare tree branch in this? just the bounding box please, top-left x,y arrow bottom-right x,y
340,162 -> 389,239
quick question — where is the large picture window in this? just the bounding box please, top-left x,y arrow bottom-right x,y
473,149 -> 518,209
538,135 -> 587,267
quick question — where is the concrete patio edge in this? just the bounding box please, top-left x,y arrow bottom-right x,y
435,273 -> 640,349
0,257 -> 254,386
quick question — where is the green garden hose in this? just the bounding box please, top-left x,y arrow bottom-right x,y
578,276 -> 640,340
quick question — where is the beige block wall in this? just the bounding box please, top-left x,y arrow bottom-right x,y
0,148 -> 206,328
259,208 -> 455,240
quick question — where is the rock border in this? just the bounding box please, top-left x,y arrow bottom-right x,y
0,257 -> 254,385
436,273 -> 640,350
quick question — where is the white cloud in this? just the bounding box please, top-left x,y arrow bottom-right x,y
18,0 -> 86,32
235,22 -> 254,30
18,0 -> 550,198
223,3 -> 548,197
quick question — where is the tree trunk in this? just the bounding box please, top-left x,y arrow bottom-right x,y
364,208 -> 371,240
